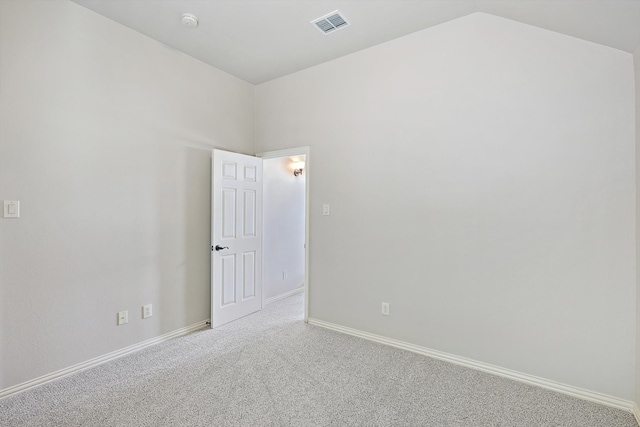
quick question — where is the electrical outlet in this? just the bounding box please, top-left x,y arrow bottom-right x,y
381,302 -> 390,316
282,270 -> 287,280
117,310 -> 128,325
142,304 -> 152,319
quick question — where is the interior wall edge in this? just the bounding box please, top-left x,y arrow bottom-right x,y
0,319 -> 209,400
308,317 -> 635,413
264,286 -> 305,305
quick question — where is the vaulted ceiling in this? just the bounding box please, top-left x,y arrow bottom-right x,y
72,0 -> 640,84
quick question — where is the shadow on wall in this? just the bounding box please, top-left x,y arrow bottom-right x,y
155,145 -> 213,333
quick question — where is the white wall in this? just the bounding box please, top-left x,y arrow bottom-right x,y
263,157 -> 306,300
635,45 -> 640,409
0,0 -> 254,390
255,13 -> 636,399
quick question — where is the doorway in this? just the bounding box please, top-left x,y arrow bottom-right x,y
258,147 -> 309,322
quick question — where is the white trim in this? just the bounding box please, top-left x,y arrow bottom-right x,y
256,147 -> 310,323
0,320 -> 209,400
633,403 -> 640,426
307,318 -> 634,413
255,147 -> 309,159
265,286 -> 304,305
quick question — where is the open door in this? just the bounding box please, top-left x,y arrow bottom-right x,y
211,149 -> 263,328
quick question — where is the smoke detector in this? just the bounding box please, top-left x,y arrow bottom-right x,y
311,10 -> 349,34
181,13 -> 199,29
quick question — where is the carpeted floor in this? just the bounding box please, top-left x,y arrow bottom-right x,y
0,293 -> 637,426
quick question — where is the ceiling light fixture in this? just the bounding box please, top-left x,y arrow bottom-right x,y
181,13 -> 199,29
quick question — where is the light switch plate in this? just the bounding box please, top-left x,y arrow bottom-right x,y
3,200 -> 20,218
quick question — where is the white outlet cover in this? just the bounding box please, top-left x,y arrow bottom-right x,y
381,302 -> 390,316
142,304 -> 152,319
117,310 -> 128,325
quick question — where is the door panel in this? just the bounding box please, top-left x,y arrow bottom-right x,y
243,251 -> 256,299
212,149 -> 263,327
243,190 -> 256,236
221,254 -> 236,306
222,189 -> 236,238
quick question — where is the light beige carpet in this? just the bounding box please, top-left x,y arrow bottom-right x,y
0,293 -> 636,426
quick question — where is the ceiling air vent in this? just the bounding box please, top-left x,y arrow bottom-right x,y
311,10 -> 349,34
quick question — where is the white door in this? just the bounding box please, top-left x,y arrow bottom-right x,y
211,149 -> 263,327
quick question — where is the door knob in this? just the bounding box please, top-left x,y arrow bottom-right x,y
215,245 -> 229,251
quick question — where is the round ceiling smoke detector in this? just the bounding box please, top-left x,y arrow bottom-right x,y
181,13 -> 199,28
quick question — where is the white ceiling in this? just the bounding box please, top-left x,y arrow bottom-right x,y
72,0 -> 640,85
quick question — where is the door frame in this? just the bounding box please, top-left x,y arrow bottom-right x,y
256,147 -> 310,323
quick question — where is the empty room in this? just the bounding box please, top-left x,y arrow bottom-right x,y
1,0 -> 640,425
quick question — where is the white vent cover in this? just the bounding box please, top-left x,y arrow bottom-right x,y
311,10 -> 349,34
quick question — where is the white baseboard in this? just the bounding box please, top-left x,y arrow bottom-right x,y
0,319 -> 209,400
265,286 -> 304,305
307,318 -> 634,414
633,403 -> 640,426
